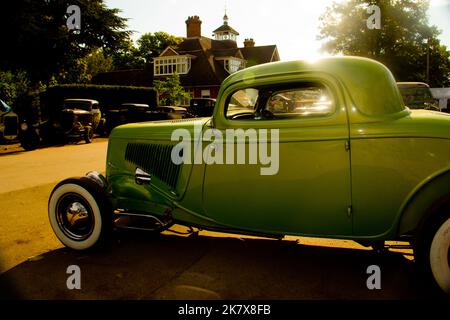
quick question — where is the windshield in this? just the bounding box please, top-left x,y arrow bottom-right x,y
228,88 -> 259,112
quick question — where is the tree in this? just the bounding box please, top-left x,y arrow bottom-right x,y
111,37 -> 146,70
63,48 -> 114,83
0,0 -> 130,85
0,70 -> 30,106
153,74 -> 191,106
110,32 -> 183,70
318,0 -> 450,86
137,32 -> 184,64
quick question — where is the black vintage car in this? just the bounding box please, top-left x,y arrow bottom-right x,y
397,82 -> 440,111
0,99 -> 19,144
105,103 -> 187,133
156,105 -> 187,119
186,98 -> 216,117
19,98 -> 104,150
53,99 -> 103,143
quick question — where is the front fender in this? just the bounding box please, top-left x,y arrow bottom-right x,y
398,170 -> 450,236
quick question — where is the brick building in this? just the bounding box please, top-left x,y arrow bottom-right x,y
94,14 -> 280,102
155,14 -> 280,100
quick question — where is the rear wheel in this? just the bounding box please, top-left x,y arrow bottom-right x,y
48,178 -> 112,250
430,217 -> 450,293
415,203 -> 450,295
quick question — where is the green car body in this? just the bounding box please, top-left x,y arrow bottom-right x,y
105,57 -> 450,241
48,56 -> 450,294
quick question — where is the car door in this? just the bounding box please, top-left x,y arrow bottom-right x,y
202,79 -> 353,237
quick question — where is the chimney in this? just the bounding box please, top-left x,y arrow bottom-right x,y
244,38 -> 255,48
186,16 -> 202,38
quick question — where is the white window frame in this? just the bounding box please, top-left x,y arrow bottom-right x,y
215,31 -> 237,41
154,56 -> 192,76
224,57 -> 244,74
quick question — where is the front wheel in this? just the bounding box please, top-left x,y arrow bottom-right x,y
84,126 -> 93,144
48,178 -> 112,250
20,128 -> 41,151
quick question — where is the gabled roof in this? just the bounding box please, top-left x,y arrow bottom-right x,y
174,37 -> 229,86
158,47 -> 179,57
155,37 -> 279,86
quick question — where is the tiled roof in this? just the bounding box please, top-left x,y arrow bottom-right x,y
212,24 -> 239,35
156,37 -> 279,86
240,45 -> 279,67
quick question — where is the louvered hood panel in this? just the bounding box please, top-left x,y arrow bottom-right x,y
125,143 -> 181,189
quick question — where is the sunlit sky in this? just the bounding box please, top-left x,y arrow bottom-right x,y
105,0 -> 450,61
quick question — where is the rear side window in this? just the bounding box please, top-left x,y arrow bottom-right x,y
226,83 -> 334,121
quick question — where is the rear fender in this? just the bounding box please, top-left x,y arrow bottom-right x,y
398,170 -> 450,236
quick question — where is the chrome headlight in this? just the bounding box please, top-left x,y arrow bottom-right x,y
0,124 -> 5,132
20,122 -> 28,131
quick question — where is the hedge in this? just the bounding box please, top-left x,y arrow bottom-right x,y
41,84 -> 158,116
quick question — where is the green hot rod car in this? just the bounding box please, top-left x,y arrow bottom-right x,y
48,57 -> 450,294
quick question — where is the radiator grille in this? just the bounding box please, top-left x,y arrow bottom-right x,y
125,143 -> 181,189
4,115 -> 18,136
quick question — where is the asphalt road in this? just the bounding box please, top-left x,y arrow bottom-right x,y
0,140 -> 445,299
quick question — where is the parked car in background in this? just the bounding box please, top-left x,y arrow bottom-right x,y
105,103 -> 170,133
49,57 -> 450,295
156,106 -> 187,119
397,82 -> 440,111
0,99 -> 19,144
53,99 -> 102,143
187,98 -> 216,117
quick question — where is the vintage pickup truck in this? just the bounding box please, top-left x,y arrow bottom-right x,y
48,57 -> 450,294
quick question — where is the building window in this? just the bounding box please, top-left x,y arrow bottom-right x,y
215,32 -> 237,41
224,58 -> 244,74
154,56 -> 192,76
201,90 -> 211,98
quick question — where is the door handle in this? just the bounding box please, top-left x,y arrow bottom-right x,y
135,168 -> 151,185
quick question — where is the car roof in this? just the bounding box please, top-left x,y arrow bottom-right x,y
158,106 -> 186,109
221,56 -> 405,116
397,82 -> 430,88
64,99 -> 99,103
121,103 -> 149,107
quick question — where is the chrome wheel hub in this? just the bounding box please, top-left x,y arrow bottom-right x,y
56,194 -> 94,241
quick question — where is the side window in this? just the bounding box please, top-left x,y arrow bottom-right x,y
226,83 -> 334,121
265,86 -> 333,118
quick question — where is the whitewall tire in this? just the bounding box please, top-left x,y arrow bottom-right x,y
430,217 -> 450,294
48,178 -> 111,250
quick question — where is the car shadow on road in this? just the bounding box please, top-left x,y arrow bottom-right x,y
0,231 -> 445,300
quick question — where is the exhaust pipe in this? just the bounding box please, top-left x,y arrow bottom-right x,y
114,211 -> 172,232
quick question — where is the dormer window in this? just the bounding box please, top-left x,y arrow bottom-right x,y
224,57 -> 245,73
154,56 -> 192,76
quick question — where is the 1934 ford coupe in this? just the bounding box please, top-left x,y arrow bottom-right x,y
48,57 -> 450,294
